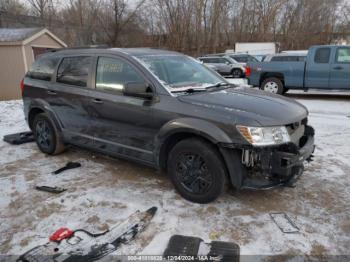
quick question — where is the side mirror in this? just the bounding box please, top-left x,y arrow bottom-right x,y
123,82 -> 153,99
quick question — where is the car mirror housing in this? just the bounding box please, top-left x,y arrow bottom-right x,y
123,82 -> 154,99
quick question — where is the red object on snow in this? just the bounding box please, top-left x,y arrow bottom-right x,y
49,227 -> 74,242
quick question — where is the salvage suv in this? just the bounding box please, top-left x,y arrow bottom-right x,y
22,47 -> 315,203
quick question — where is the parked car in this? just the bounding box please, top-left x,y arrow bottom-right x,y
198,56 -> 246,78
22,47 -> 315,203
264,53 -> 307,62
224,53 -> 259,64
253,55 -> 267,62
248,45 -> 350,94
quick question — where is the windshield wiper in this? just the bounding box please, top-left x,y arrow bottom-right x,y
205,82 -> 231,89
171,88 -> 207,94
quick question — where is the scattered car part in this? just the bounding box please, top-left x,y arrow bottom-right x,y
270,212 -> 299,233
3,131 -> 34,145
52,162 -> 82,175
35,186 -> 67,194
49,228 -> 74,242
17,206 -> 157,262
163,235 -> 240,262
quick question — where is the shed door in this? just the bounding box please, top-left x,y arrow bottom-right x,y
32,47 -> 54,60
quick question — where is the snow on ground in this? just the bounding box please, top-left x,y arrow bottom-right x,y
0,94 -> 349,260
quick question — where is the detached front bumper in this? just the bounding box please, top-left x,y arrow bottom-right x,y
221,126 -> 315,190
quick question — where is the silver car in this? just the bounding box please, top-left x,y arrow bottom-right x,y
198,56 -> 246,78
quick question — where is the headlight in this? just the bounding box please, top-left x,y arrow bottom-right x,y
237,125 -> 290,146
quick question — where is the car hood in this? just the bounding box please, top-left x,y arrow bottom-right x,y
178,87 -> 308,126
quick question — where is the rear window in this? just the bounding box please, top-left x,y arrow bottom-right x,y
314,48 -> 330,64
271,56 -> 305,62
27,56 -> 60,81
56,56 -> 92,87
232,56 -> 247,63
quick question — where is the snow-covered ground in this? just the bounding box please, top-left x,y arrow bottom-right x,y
0,94 -> 349,260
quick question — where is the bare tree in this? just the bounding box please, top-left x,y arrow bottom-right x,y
98,0 -> 147,46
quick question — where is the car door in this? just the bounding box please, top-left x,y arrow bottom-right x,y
329,47 -> 350,90
217,57 -> 232,74
209,58 -> 227,74
49,55 -> 95,147
305,47 -> 331,89
89,55 -> 157,164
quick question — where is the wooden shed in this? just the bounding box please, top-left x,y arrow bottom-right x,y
0,28 -> 67,101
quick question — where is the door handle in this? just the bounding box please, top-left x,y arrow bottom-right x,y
333,66 -> 343,70
47,90 -> 57,95
92,98 -> 103,104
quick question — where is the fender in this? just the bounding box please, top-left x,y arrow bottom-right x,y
154,117 -> 233,166
28,98 -> 63,132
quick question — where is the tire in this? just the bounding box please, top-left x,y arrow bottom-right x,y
231,68 -> 243,78
167,138 -> 227,204
33,113 -> 65,155
260,77 -> 284,95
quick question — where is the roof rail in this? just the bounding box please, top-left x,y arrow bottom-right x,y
50,44 -> 109,52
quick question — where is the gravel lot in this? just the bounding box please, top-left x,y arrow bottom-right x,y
0,92 -> 349,260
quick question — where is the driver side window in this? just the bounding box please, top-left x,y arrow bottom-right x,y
96,57 -> 145,94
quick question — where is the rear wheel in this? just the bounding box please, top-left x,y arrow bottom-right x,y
33,113 -> 65,155
167,138 -> 227,204
261,77 -> 284,95
232,68 -> 243,78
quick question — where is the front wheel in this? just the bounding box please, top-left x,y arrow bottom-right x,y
167,138 -> 227,204
232,68 -> 243,78
261,77 -> 284,94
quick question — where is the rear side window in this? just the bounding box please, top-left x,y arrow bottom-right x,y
96,57 -> 145,94
271,56 -> 299,62
233,56 -> 248,63
336,48 -> 350,63
218,58 -> 229,64
211,58 -> 221,63
314,48 -> 330,64
57,56 -> 92,87
27,56 -> 59,81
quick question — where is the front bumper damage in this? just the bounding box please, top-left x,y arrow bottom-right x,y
221,125 -> 315,190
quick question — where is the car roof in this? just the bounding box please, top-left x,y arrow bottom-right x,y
48,47 -> 182,57
198,56 -> 225,59
270,53 -> 306,57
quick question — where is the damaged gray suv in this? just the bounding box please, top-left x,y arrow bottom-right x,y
22,48 -> 315,203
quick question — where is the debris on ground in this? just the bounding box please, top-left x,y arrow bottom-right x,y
51,162 -> 82,175
18,207 -> 157,262
3,131 -> 34,145
270,212 -> 299,233
35,186 -> 67,194
164,235 -> 240,262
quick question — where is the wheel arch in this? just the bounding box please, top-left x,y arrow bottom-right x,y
259,72 -> 285,87
154,118 -> 234,176
27,99 -> 63,132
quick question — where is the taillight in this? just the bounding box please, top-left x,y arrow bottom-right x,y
245,66 -> 251,77
20,79 -> 25,93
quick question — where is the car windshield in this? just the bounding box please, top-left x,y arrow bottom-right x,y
230,55 -> 258,63
135,55 -> 228,94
